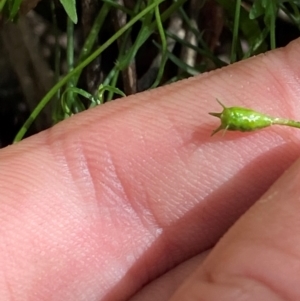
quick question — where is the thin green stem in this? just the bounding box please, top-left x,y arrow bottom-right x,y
102,0 -> 133,16
88,0 -> 141,100
269,2 -> 276,50
280,3 -> 300,29
51,0 -> 62,123
14,0 -> 165,143
272,118 -> 300,129
151,4 -> 167,88
9,0 -> 22,20
0,0 -> 7,12
107,70 -> 119,101
231,0 -> 241,63
66,16 -> 75,112
166,31 -> 226,67
79,4 -> 108,60
122,0 -> 188,66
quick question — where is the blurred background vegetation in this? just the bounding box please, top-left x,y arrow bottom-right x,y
0,0 -> 299,146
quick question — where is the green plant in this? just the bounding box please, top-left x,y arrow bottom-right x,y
210,99 -> 300,136
0,0 -> 299,144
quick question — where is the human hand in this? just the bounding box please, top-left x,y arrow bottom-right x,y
2,39 -> 300,301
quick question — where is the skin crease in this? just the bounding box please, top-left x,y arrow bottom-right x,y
2,39 -> 300,301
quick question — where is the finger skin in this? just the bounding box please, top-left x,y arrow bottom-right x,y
169,156 -> 300,301
129,252 -> 209,301
1,39 -> 300,300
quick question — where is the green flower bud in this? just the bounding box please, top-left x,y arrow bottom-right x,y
209,99 -> 300,136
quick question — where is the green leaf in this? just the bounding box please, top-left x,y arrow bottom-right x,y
6,0 -> 22,20
249,0 -> 265,19
216,0 -> 268,57
60,0 -> 77,24
0,0 -> 7,11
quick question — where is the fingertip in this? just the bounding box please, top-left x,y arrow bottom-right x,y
170,157 -> 300,301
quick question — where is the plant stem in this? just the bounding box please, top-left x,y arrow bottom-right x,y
231,0 -> 241,63
272,118 -> 300,129
66,16 -> 74,114
14,0 -> 165,143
